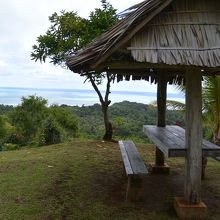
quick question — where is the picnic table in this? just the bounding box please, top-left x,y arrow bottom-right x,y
143,125 -> 220,178
143,125 -> 220,158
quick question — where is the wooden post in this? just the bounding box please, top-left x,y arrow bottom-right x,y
201,157 -> 207,180
156,75 -> 167,166
157,76 -> 167,127
184,71 -> 202,204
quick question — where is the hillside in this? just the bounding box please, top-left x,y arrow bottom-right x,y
0,141 -> 220,219
69,101 -> 184,141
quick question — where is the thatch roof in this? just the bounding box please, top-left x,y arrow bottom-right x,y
66,0 -> 220,82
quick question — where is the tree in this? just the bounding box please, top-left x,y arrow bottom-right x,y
10,95 -> 48,144
203,76 -> 220,144
175,76 -> 220,144
49,105 -> 78,137
31,0 -> 118,141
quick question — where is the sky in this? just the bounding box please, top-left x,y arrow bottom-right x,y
0,0 -> 177,94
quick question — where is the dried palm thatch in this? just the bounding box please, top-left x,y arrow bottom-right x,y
66,0 -> 172,72
66,0 -> 220,83
130,0 -> 220,67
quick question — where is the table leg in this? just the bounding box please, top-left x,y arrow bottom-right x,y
151,147 -> 170,174
156,147 -> 165,166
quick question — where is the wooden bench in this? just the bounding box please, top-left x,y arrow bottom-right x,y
118,140 -> 148,201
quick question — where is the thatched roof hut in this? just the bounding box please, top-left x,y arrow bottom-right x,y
67,0 -> 220,218
67,0 -> 220,84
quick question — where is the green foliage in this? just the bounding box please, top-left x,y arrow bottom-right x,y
10,95 -> 48,143
2,143 -> 20,151
36,117 -> 62,146
0,104 -> 13,115
0,100 -> 184,145
0,116 -> 7,140
203,76 -> 220,142
31,0 -> 117,66
0,116 -> 15,149
69,101 -> 184,142
7,96 -> 78,147
49,105 -> 78,137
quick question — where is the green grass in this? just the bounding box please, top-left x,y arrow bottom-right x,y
0,141 -> 220,219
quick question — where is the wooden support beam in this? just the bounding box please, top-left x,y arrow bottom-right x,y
157,76 -> 167,127
155,75 -> 167,166
184,71 -> 202,204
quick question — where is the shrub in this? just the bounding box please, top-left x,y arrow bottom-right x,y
3,143 -> 20,151
10,95 -> 48,144
49,105 -> 78,136
36,117 -> 62,146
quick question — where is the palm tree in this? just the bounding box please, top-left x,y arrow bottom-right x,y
203,76 -> 220,144
174,76 -> 220,144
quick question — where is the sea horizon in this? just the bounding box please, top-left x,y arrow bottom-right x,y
0,86 -> 185,106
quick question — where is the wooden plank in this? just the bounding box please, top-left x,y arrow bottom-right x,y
184,71 -> 202,204
143,126 -> 185,156
143,126 -> 169,156
123,141 -> 148,176
143,125 -> 220,157
118,141 -> 133,176
165,125 -> 185,141
157,74 -> 167,127
144,126 -> 185,149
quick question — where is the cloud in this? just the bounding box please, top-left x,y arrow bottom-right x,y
0,0 -> 178,96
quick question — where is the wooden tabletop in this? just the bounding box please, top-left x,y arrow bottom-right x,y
143,125 -> 220,157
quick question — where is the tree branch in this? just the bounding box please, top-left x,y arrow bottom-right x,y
88,75 -> 104,105
104,73 -> 112,106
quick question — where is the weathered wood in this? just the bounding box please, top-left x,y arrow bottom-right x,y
118,141 -> 133,176
143,125 -> 220,158
157,75 -> 167,127
155,74 -> 167,166
184,71 -> 202,205
155,148 -> 165,166
125,142 -> 149,175
105,61 -> 220,75
119,141 -> 148,176
118,140 -> 148,201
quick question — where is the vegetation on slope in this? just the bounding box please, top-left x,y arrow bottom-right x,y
0,99 -> 184,149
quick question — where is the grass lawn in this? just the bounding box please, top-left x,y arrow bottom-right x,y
0,141 -> 220,219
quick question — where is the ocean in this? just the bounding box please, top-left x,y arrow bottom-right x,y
0,87 -> 184,106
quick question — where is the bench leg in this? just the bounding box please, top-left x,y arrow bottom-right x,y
126,176 -> 145,202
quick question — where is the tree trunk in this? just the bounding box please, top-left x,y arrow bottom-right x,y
88,73 -> 113,141
102,104 -> 113,141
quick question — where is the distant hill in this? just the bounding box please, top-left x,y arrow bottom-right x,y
0,104 -> 13,115
0,101 -> 184,143
68,101 -> 184,142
